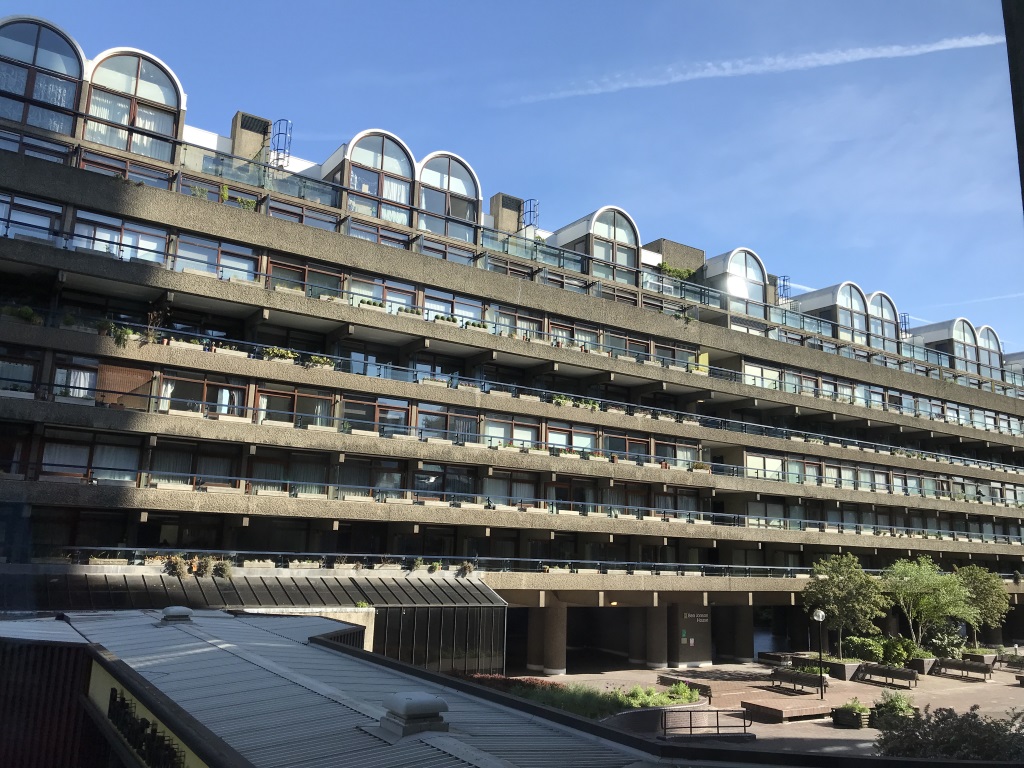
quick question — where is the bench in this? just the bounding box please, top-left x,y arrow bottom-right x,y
858,663 -> 918,688
1017,675 -> 1024,687
770,667 -> 828,692
934,658 -> 993,680
996,654 -> 1024,671
741,700 -> 832,723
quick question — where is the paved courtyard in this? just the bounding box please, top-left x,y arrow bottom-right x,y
515,654 -> 1024,757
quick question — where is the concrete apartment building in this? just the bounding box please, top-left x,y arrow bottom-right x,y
0,14 -> 1022,676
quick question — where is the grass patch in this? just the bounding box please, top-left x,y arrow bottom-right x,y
459,674 -> 699,719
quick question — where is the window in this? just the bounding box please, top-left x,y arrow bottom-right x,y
86,53 -> 179,162
175,233 -> 255,281
159,369 -> 246,417
412,463 -> 475,502
0,343 -> 39,394
0,192 -> 62,242
347,133 -> 413,226
591,209 -> 638,271
726,250 -> 766,307
72,210 -> 168,263
420,238 -> 474,265
348,220 -> 410,249
80,150 -> 172,188
483,413 -> 539,448
1,127 -> 70,162
268,257 -> 343,299
180,177 -> 259,209
40,429 -> 140,483
251,449 -> 329,497
836,284 -> 868,345
342,396 -> 409,436
0,20 -> 81,135
350,274 -> 416,312
978,326 -> 1001,379
416,403 -> 478,443
953,319 -> 979,375
868,293 -> 899,352
268,199 -> 339,231
418,154 -> 478,242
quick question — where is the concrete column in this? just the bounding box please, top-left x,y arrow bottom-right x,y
628,607 -> 646,665
667,604 -> 681,668
645,604 -> 668,669
542,602 -> 567,675
733,606 -> 755,662
527,607 -> 545,672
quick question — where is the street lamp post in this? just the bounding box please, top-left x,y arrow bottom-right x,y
812,608 -> 825,700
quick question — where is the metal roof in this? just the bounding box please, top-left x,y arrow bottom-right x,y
0,573 -> 505,612
41,610 -> 642,768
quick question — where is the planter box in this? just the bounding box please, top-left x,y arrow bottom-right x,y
167,409 -> 203,418
962,652 -> 997,665
204,485 -> 243,494
288,561 -> 322,569
487,390 -> 512,397
273,285 -> 305,296
358,303 -> 388,313
254,488 -> 288,497
55,395 -> 96,406
88,558 -> 129,566
341,494 -> 374,502
243,560 -> 275,568
348,428 -> 379,437
831,708 -> 870,729
420,379 -> 449,387
517,394 -> 541,402
425,437 -> 453,445
0,389 -> 35,400
462,442 -> 490,450
262,357 -> 297,365
587,456 -> 609,463
212,347 -> 249,357
907,657 -> 937,675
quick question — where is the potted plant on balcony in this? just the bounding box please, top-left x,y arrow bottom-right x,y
262,346 -> 298,363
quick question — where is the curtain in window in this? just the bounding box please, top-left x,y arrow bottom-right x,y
605,487 -> 626,515
483,421 -> 509,447
157,379 -> 174,411
86,91 -> 129,149
0,360 -> 33,389
33,74 -> 74,108
256,393 -> 268,425
481,477 -> 506,503
27,106 -> 73,135
214,386 -> 240,415
41,442 -> 89,475
67,369 -> 95,398
292,461 -> 326,496
197,455 -> 232,486
451,415 -> 478,444
511,477 -> 535,504
382,177 -> 409,205
92,445 -> 138,482
151,449 -> 191,485
251,459 -> 285,493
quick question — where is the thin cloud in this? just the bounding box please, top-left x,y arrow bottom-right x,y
920,291 -> 1024,309
515,33 -> 1005,104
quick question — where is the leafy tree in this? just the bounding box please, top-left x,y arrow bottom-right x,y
802,553 -> 891,659
881,557 -> 979,645
954,564 -> 1010,647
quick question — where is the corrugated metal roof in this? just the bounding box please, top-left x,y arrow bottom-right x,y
56,610 -> 642,768
0,573 -> 505,611
0,616 -> 87,643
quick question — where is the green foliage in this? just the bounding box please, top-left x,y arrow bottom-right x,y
803,553 -> 891,658
656,263 -> 695,281
838,698 -> 870,714
234,196 -> 257,211
354,600 -> 370,608
262,346 -> 297,361
925,628 -> 966,660
411,557 -> 424,571
881,636 -> 910,667
954,564 -> 1010,646
874,706 -> 1024,761
844,636 -> 884,662
110,325 -> 133,348
794,665 -> 829,676
882,556 -> 979,645
874,689 -> 915,717
666,682 -> 701,703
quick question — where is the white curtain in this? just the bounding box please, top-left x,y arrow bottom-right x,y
252,459 -> 285,493
86,91 -> 129,150
133,106 -> 173,162
380,203 -> 409,226
151,449 -> 192,485
157,379 -> 174,412
92,445 -> 138,482
511,478 -> 536,504
256,393 -> 268,425
41,442 -> 89,475
292,461 -> 325,496
67,369 -> 95,398
382,177 -> 409,205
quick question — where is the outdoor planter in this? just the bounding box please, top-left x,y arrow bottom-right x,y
963,652 -> 997,665
213,347 -> 248,357
242,559 -> 274,568
831,708 -> 870,729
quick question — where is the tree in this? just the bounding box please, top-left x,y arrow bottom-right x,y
802,553 -> 891,659
881,556 -> 979,645
954,564 -> 1010,647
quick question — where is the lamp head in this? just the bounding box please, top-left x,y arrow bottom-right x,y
812,608 -> 825,623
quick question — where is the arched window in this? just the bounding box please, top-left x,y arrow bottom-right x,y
86,53 -> 178,162
347,133 -> 413,227
978,327 -> 1001,378
953,319 -> 979,374
419,154 -> 477,243
0,20 -> 81,135
836,284 -> 867,345
725,250 -> 765,302
592,209 -> 637,266
868,293 -> 898,352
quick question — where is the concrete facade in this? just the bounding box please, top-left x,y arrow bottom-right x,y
0,14 -> 1023,677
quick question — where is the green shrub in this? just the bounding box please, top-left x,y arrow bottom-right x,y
794,665 -> 829,676
874,706 -> 1024,761
844,636 -> 884,662
926,630 -> 966,659
838,697 -> 870,714
881,636 -> 910,667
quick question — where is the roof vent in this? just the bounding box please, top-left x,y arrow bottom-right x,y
160,606 -> 193,625
379,692 -> 449,738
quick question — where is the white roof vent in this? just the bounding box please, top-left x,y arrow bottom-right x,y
160,606 -> 193,624
379,692 -> 449,738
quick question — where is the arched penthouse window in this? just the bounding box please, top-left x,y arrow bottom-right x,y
726,250 -> 765,302
978,326 -> 1001,378
419,153 -> 477,243
86,53 -> 179,162
953,319 -> 979,374
592,208 -> 637,268
347,132 -> 413,227
837,283 -> 867,345
868,293 -> 899,353
0,20 -> 81,135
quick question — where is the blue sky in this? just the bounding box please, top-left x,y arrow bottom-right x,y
24,0 -> 1024,348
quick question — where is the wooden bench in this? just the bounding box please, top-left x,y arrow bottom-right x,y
1016,675 -> 1024,687
770,667 -> 828,692
996,654 -> 1024,671
859,663 -> 918,688
934,658 -> 993,680
741,699 -> 832,723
